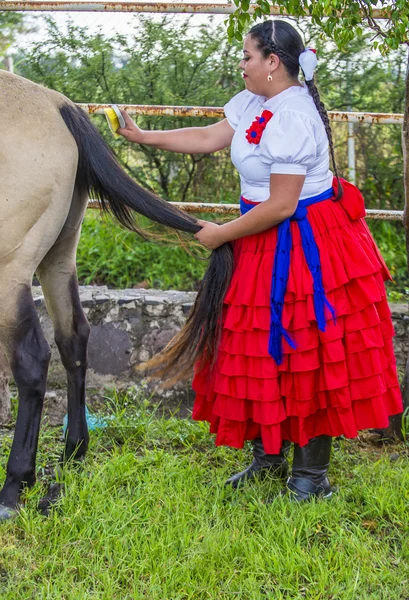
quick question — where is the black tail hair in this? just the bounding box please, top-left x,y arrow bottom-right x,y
60,102 -> 234,382
59,103 -> 200,235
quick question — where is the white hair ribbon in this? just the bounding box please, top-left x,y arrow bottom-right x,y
299,48 -> 317,82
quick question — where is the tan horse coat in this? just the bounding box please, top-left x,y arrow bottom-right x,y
0,70 -> 84,353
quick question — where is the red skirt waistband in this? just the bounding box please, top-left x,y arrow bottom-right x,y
241,196 -> 261,206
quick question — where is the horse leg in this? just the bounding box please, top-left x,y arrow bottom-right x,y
0,284 -> 51,520
36,189 -> 89,513
0,75 -> 83,519
0,346 -> 11,425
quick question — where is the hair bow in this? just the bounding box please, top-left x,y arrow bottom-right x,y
299,48 -> 317,82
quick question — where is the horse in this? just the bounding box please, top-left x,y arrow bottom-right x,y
0,69 -> 202,520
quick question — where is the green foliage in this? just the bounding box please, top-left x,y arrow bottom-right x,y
226,1 -> 409,54
0,12 -> 26,57
15,16 -> 408,295
368,220 -> 409,301
76,212 -> 207,290
16,17 -> 406,209
401,406 -> 409,441
18,16 -> 242,203
296,21 -> 406,210
1,394 -> 409,598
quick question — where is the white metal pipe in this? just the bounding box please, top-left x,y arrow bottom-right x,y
348,121 -> 356,184
78,103 -> 405,125
87,200 -> 404,221
4,56 -> 14,73
0,1 -> 392,18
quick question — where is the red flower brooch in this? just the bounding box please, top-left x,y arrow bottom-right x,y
245,110 -> 273,144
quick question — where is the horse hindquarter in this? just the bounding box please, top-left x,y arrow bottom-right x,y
0,70 -> 80,517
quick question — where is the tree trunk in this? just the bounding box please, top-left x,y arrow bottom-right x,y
3,56 -> 14,73
390,48 -> 409,438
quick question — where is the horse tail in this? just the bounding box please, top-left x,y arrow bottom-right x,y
59,102 -> 234,383
141,244 -> 234,384
59,102 -> 199,235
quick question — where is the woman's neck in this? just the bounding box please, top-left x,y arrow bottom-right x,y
264,79 -> 302,100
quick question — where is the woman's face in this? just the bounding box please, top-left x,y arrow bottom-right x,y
239,34 -> 276,96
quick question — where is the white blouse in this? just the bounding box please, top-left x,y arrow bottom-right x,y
224,86 -> 333,202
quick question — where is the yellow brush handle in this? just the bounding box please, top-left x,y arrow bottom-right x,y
104,107 -> 121,138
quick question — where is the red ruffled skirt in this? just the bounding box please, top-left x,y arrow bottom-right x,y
191,179 -> 403,454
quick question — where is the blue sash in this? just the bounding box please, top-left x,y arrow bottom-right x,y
240,188 -> 336,365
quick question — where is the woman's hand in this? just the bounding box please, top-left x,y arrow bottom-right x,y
117,110 -> 144,143
194,220 -> 226,250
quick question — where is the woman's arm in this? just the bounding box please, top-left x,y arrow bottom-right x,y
195,174 -> 305,249
118,110 -> 234,154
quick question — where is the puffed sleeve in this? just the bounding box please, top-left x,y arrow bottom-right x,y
259,110 -> 318,175
224,90 -> 256,130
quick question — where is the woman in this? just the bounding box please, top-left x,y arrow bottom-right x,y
118,20 -> 402,500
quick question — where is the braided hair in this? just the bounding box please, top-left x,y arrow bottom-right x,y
249,20 -> 343,200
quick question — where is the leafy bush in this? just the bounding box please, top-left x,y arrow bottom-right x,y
77,212 -> 207,290
368,220 -> 408,302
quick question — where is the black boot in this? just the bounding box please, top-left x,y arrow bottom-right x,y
285,435 -> 333,501
225,438 -> 290,489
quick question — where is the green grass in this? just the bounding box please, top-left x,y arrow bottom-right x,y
0,392 -> 409,599
76,212 -> 208,291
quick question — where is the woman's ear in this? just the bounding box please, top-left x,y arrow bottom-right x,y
269,53 -> 280,71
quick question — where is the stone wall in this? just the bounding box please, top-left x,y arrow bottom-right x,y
1,286 -> 408,424
33,286 -> 198,423
391,303 -> 409,370
33,286 -> 196,387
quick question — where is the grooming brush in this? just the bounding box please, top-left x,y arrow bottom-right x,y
104,105 -> 126,138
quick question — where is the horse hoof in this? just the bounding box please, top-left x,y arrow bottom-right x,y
38,482 -> 64,516
0,505 -> 18,522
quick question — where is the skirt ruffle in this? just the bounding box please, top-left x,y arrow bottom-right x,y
192,180 -> 403,454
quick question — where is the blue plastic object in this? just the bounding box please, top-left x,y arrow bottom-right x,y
63,406 -> 113,434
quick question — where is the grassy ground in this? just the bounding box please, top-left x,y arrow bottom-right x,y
0,393 -> 408,599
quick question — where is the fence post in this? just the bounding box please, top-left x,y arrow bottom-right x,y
3,56 -> 14,73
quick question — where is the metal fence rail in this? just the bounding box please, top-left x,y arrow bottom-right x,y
80,103 -> 405,125
83,103 -> 403,220
87,200 -> 404,221
0,1 -> 392,18
83,103 -> 404,221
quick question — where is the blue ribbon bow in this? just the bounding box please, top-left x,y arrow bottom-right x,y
240,188 -> 336,365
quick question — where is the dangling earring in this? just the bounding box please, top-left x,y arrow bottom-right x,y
267,72 -> 273,82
